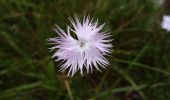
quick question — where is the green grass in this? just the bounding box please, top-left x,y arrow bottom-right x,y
0,0 -> 170,100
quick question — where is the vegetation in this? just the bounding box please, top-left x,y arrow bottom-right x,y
0,0 -> 170,100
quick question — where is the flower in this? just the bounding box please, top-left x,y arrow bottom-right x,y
161,15 -> 170,32
48,16 -> 112,76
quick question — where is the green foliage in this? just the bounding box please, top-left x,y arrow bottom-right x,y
0,0 -> 170,100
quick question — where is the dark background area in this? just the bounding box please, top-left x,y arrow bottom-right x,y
0,0 -> 170,100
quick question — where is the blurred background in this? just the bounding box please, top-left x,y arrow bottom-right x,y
0,0 -> 170,100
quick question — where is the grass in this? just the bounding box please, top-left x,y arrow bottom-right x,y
0,0 -> 170,100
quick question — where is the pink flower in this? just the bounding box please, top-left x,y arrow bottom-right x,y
48,16 -> 112,76
161,15 -> 170,32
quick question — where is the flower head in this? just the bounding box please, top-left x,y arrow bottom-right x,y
161,15 -> 170,32
48,16 -> 112,76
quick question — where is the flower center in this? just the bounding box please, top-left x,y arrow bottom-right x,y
76,39 -> 88,51
79,41 -> 85,47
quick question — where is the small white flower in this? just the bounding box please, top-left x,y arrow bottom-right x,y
48,16 -> 112,76
161,15 -> 170,32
